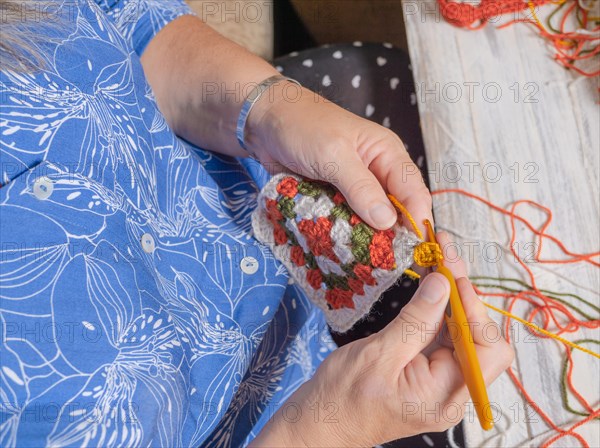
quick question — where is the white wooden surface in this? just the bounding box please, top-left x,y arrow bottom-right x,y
403,2 -> 600,447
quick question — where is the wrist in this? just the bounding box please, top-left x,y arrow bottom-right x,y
250,378 -> 353,447
243,80 -> 311,158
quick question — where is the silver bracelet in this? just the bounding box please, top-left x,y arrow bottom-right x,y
236,75 -> 301,153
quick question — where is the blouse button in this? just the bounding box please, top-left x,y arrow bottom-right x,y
240,256 -> 259,275
141,233 -> 155,254
33,177 -> 54,200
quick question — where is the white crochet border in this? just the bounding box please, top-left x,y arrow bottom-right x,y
252,173 -> 421,333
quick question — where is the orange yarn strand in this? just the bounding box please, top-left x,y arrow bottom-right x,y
387,194 -> 423,240
387,189 -> 599,446
428,188 -> 599,447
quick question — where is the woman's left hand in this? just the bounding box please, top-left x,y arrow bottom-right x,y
143,18 -> 429,232
246,85 -> 432,232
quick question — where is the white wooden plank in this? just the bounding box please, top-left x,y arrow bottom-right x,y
403,1 -> 600,446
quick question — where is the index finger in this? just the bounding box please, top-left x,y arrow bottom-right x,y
436,232 -> 468,279
369,139 -> 433,238
435,232 -> 497,347
390,159 -> 433,239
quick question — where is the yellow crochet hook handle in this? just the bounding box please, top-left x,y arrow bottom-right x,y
424,221 -> 494,431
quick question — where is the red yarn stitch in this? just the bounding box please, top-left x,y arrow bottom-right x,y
306,268 -> 323,289
290,245 -> 305,266
265,198 -> 284,222
437,0 -> 549,29
273,223 -> 288,245
349,214 -> 363,226
326,288 -> 355,310
276,176 -> 298,198
369,231 -> 395,270
332,191 -> 345,205
348,277 -> 365,295
353,264 -> 377,286
297,217 -> 339,262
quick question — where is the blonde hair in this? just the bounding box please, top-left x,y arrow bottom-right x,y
0,0 -> 54,71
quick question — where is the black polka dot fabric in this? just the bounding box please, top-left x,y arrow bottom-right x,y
272,42 -> 464,448
272,42 -> 427,178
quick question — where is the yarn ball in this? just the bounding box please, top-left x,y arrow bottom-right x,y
251,173 -> 420,332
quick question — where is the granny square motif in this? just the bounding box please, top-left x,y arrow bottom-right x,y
251,173 -> 421,332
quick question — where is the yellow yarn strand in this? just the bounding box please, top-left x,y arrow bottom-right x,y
483,302 -> 600,360
403,268 -> 421,280
387,194 -> 423,240
387,193 -> 600,361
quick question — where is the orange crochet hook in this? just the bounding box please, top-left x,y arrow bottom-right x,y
424,220 -> 494,431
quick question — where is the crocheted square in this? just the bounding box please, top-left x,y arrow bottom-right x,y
252,173 -> 421,332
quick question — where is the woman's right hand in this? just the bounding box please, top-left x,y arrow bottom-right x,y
251,233 -> 515,447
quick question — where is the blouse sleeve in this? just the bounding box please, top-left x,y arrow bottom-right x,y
94,0 -> 195,56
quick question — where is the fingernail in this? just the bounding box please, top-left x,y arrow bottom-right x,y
369,202 -> 397,228
417,274 -> 449,304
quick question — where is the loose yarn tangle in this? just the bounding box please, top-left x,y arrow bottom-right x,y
437,0 -> 600,78
426,188 -> 600,448
390,190 -> 600,361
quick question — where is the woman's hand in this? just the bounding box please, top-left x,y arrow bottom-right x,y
143,16 -> 428,232
246,84 -> 432,232
250,233 -> 515,447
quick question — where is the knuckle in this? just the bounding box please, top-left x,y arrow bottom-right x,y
397,305 -> 422,327
392,307 -> 428,345
378,127 -> 402,145
347,177 -> 373,197
502,340 -> 516,366
343,176 -> 378,202
413,181 -> 432,202
354,336 -> 387,367
437,230 -> 451,241
345,338 -> 398,399
322,135 -> 353,158
387,132 -> 404,149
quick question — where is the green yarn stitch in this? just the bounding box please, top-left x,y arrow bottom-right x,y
305,252 -> 318,270
322,272 -> 350,291
297,181 -> 322,197
278,196 -> 296,219
351,223 -> 374,265
284,227 -> 299,246
341,263 -> 357,277
319,183 -> 337,198
331,203 -> 352,221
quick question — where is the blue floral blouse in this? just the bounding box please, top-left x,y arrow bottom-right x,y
0,1 -> 335,446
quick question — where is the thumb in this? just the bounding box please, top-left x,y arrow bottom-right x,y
332,155 -> 397,230
378,273 -> 450,366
